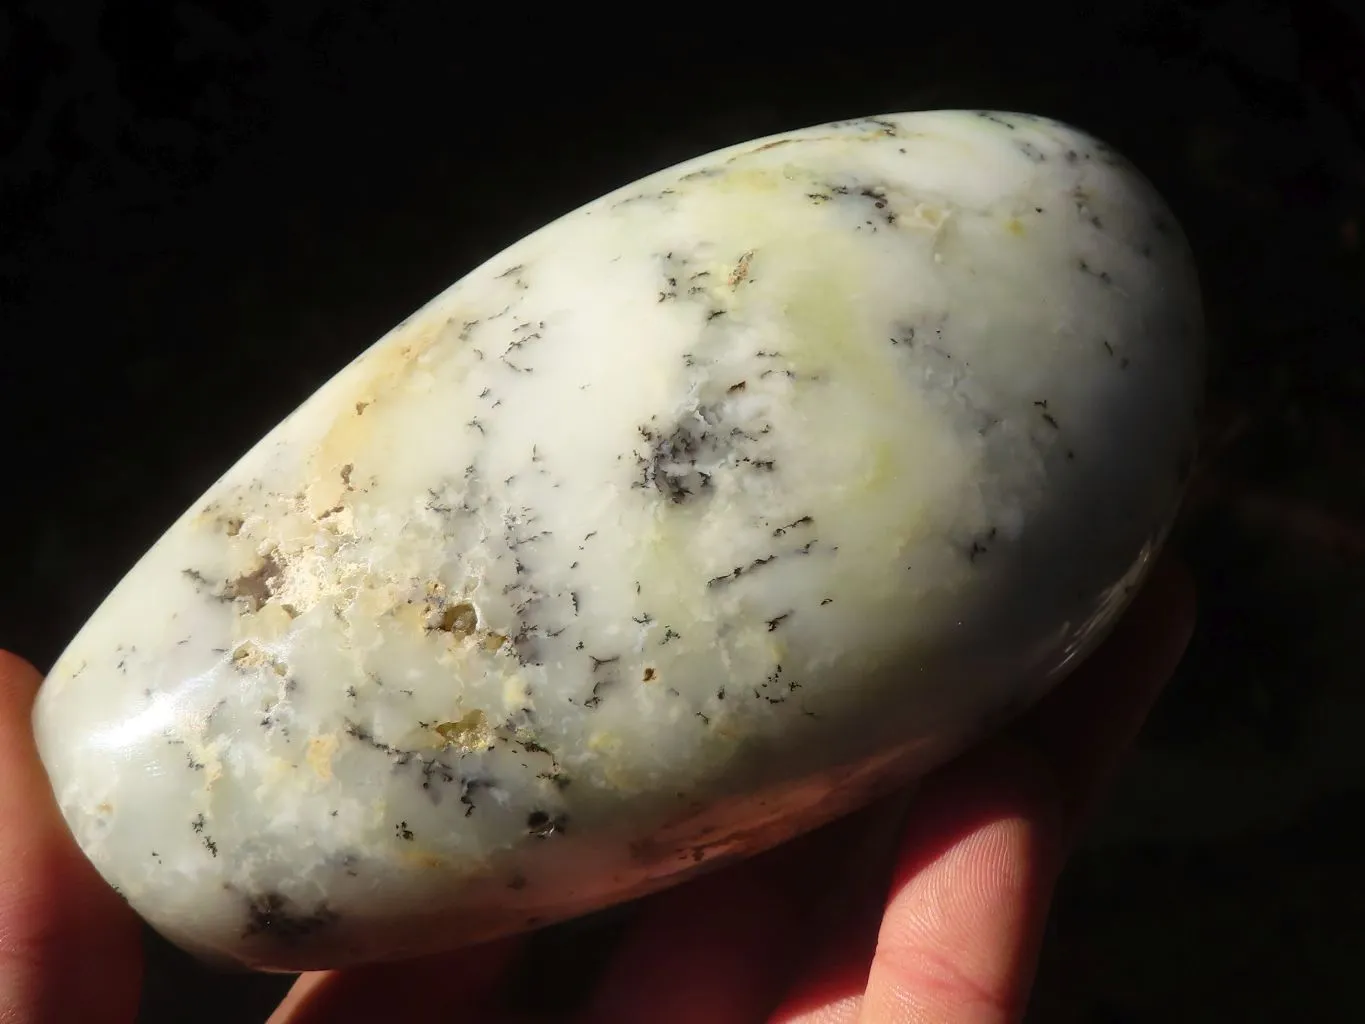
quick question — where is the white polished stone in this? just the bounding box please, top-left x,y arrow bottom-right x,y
33,110 -> 1203,972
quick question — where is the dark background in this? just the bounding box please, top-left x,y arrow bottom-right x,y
3,2 -> 1364,1021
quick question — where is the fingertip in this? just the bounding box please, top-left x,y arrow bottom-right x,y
1109,552 -> 1198,693
0,650 -> 144,1024
1133,552 -> 1197,646
859,742 -> 1065,1023
585,826 -> 846,1024
848,556 -> 1196,1023
1017,551 -> 1198,838
0,649 -> 42,701
269,937 -> 524,1024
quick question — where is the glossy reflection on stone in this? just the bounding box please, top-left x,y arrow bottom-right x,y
33,110 -> 1204,972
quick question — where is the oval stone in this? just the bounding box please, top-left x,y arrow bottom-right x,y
33,110 -> 1203,972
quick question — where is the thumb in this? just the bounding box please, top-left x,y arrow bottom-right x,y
0,651 -> 143,1024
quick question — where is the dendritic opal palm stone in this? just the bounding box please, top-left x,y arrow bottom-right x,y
34,110 -> 1203,972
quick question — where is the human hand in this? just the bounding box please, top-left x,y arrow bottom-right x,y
0,556 -> 1193,1023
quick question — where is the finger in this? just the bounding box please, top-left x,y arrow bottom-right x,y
855,556 -> 1195,1023
268,935 -> 524,1024
582,807 -> 887,1024
0,651 -> 144,1024
1016,556 -> 1198,842
767,797 -> 913,1024
769,750 -> 1066,1024
855,740 -> 1065,1024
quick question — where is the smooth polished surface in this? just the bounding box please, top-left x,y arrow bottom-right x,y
33,110 -> 1203,972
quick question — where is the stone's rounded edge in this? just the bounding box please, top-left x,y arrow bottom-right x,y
421,109 -> 1127,313
168,728 -> 950,974
32,108 -> 1207,974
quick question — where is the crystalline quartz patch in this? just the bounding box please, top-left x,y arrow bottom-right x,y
32,110 -> 1203,971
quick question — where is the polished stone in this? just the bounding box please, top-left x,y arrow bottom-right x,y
33,110 -> 1203,971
